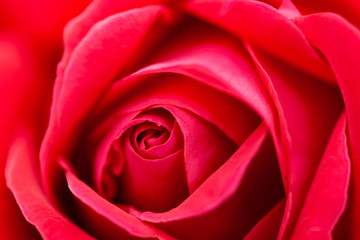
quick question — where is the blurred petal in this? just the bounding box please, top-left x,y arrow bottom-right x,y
0,35 -> 41,240
1,0 -> 91,44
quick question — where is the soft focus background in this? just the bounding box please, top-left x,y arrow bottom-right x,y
0,1 -> 91,238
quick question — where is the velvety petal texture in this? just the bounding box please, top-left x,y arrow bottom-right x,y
185,0 -> 335,83
41,4 -> 176,204
293,12 -> 360,239
3,0 -> 359,239
6,131 -> 94,239
291,113 -> 350,239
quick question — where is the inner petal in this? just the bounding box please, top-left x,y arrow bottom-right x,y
131,122 -> 170,156
101,107 -> 188,212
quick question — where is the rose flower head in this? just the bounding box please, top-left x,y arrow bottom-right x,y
3,0 -> 360,239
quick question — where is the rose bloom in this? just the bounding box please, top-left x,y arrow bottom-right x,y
1,0 -> 360,239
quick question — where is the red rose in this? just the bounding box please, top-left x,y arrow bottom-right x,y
2,0 -> 360,239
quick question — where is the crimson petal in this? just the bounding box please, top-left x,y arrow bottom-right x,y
6,131 -> 94,239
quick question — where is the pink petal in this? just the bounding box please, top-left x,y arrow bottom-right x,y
5,131 -> 94,240
247,44 -> 344,239
277,0 -> 302,18
100,20 -> 271,144
65,170 -> 176,240
85,71 -> 261,196
96,72 -> 260,147
291,113 -> 350,239
119,141 -> 187,212
165,105 -> 237,193
138,124 -> 284,239
185,0 -> 335,83
293,12 -> 360,239
291,0 -> 360,27
40,4 -> 174,203
60,0 -> 173,68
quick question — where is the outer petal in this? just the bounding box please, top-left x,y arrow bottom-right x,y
5,130 -> 94,240
291,0 -> 360,27
64,168 -> 176,240
60,0 -> 173,67
247,44 -> 344,239
293,13 -> 360,239
0,35 -> 41,240
185,0 -> 335,83
41,4 -> 174,204
291,113 -> 350,239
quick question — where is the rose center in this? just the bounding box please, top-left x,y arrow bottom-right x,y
99,107 -> 188,212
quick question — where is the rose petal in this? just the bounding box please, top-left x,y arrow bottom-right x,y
291,0 -> 360,27
95,72 -> 260,147
165,105 -> 237,193
5,130 -> 94,240
119,139 -> 187,212
291,113 -> 350,239
60,0 -> 173,68
41,4 -> 174,204
277,0 -> 302,18
82,72 -> 260,195
65,170 -> 176,240
99,20 -> 270,145
138,123 -> 284,239
185,0 -> 335,83
247,44 -> 344,239
293,12 -> 360,239
141,123 -> 268,220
